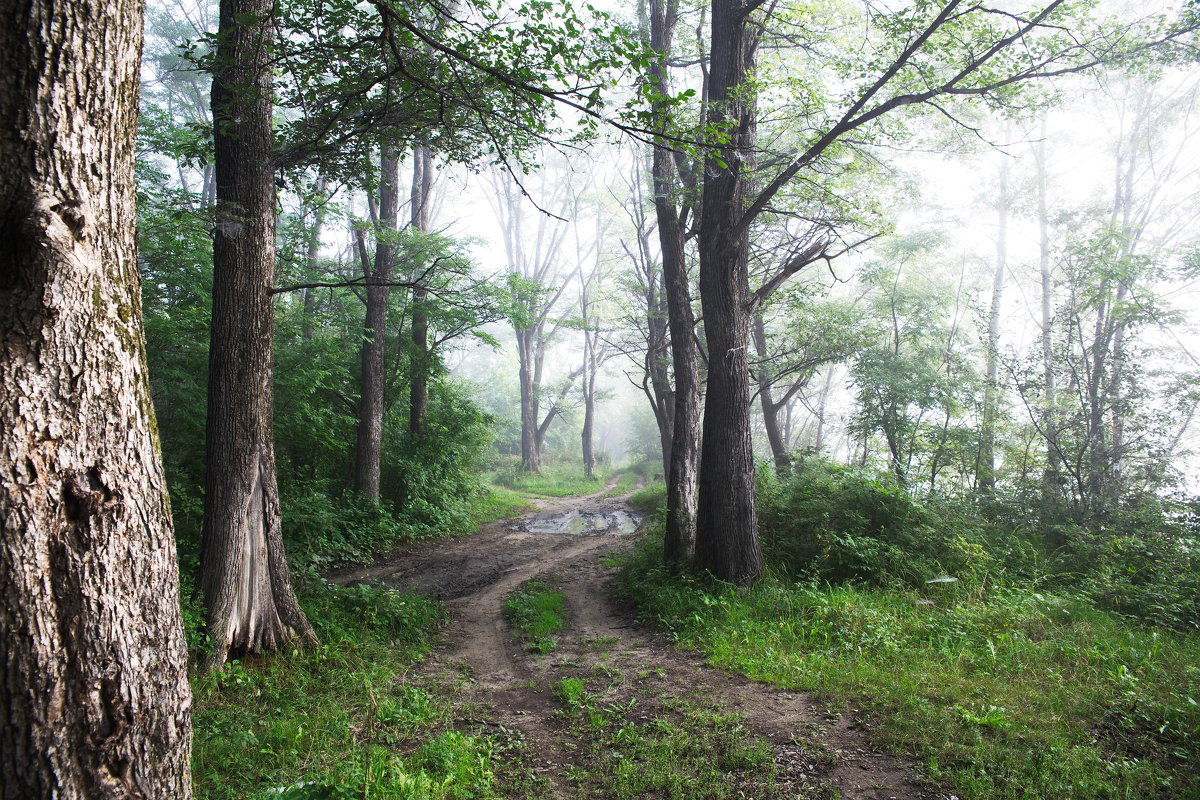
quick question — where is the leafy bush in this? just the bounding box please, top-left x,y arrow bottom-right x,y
758,458 -> 994,588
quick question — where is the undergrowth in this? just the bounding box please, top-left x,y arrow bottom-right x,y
617,531 -> 1200,800
192,583 -> 502,800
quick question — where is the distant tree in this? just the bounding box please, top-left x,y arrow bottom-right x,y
0,0 -> 193,792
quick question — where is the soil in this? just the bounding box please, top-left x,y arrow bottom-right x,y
329,477 -> 936,799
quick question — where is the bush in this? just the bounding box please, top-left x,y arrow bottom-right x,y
758,458 -> 994,588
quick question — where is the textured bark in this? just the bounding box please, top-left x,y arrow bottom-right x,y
409,145 -> 434,436
693,0 -> 763,584
354,147 -> 401,497
0,0 -> 194,793
201,0 -> 315,670
648,0 -> 700,565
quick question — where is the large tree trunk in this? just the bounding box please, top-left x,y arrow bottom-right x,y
648,0 -> 700,565
354,147 -> 401,497
0,0 -> 194,793
409,145 -> 434,436
201,0 -> 315,670
693,0 -> 763,584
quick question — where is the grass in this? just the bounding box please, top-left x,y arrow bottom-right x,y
503,577 -> 569,654
548,672 -> 778,799
192,583 -> 504,800
627,480 -> 666,514
617,531 -> 1200,800
488,461 -> 607,498
469,486 -> 536,523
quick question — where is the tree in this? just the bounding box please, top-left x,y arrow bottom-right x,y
353,147 -> 402,498
0,0 -> 193,792
691,0 -> 1195,583
200,0 -> 316,670
491,165 -> 578,473
408,145 -> 436,435
645,0 -> 704,565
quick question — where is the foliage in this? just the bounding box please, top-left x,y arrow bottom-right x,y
758,458 -> 995,589
618,532 -> 1200,800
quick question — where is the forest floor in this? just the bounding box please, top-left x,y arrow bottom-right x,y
329,476 -> 935,800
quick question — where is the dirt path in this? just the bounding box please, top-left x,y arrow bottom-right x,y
330,479 -> 931,799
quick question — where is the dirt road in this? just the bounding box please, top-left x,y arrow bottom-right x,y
330,479 -> 931,799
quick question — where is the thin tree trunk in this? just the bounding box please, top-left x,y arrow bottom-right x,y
814,367 -> 835,453
409,145 -> 434,435
0,0 -> 194,790
980,154 -> 1008,493
302,175 -> 328,341
693,0 -> 763,584
354,147 -> 401,497
648,0 -> 700,565
201,0 -> 315,670
1035,131 -> 1060,508
752,313 -> 791,474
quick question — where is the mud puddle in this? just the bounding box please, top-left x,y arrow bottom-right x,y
512,509 -> 640,535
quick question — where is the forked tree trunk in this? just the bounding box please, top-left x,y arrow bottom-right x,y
648,0 -> 700,565
409,145 -> 434,435
0,0 -> 194,793
693,0 -> 763,584
354,147 -> 401,497
202,0 -> 315,670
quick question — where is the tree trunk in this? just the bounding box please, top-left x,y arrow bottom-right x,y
354,147 -> 401,497
409,145 -> 434,436
0,0 -> 194,792
301,175 -> 328,341
202,0 -> 315,670
693,0 -> 763,584
979,154 -> 1008,493
752,313 -> 791,474
648,0 -> 700,565
581,336 -> 597,478
1035,131 -> 1060,509
516,328 -> 542,472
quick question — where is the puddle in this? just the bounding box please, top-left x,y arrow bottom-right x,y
513,510 -> 641,535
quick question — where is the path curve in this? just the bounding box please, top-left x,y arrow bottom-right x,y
330,479 -> 932,799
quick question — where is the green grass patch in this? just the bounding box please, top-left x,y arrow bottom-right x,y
488,461 -> 606,498
551,671 -> 777,799
192,583 -> 500,800
617,531 -> 1200,800
469,486 -> 536,523
503,577 -> 569,654
628,480 -> 666,514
